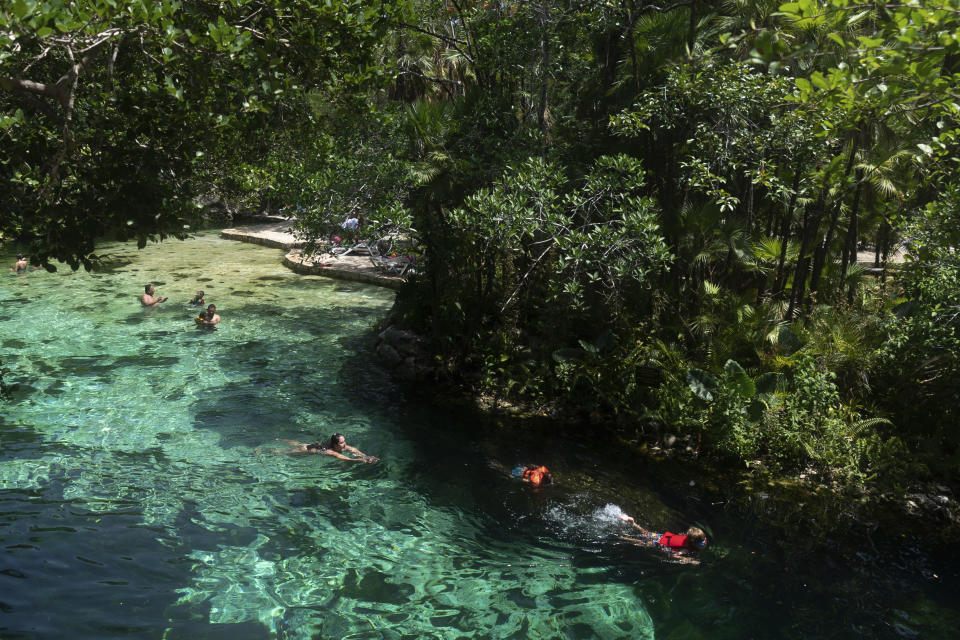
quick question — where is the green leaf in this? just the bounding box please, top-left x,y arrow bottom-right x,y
723,360 -> 756,398
826,32 -> 845,47
686,368 -> 718,402
754,372 -> 786,396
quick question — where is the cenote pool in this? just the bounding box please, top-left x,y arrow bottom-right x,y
1,231 -> 958,639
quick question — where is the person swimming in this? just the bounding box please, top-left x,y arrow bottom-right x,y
617,512 -> 707,565
189,290 -> 205,305
267,433 -> 379,463
511,464 -> 554,486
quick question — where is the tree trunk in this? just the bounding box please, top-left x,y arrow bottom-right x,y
809,145 -> 858,299
843,176 -> 863,304
772,156 -> 804,297
787,188 -> 827,319
626,0 -> 640,92
536,1 -> 551,135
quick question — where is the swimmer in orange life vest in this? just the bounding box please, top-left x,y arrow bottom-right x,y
511,464 -> 554,486
617,513 -> 707,565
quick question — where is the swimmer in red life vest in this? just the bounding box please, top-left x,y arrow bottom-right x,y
511,464 -> 554,486
617,513 -> 707,565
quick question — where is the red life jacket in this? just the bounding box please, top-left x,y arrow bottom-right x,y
523,466 -> 550,486
657,532 -> 688,549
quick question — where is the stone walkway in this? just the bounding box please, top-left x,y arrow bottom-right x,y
220,217 -> 300,250
220,217 -> 405,290
857,246 -> 907,275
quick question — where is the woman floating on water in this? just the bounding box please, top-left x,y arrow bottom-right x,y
618,512 -> 707,565
267,433 -> 379,463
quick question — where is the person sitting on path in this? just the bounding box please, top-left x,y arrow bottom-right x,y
189,290 -> 205,305
141,283 -> 168,306
511,464 -> 554,487
617,512 -> 707,565
267,433 -> 379,463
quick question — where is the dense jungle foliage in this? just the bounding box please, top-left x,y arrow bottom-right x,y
4,1 -> 960,490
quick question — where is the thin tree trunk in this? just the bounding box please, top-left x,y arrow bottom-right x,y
787,188 -> 827,319
878,217 -> 890,282
843,177 -> 863,304
809,198 -> 842,297
809,145 -> 858,298
687,0 -> 697,54
537,1 -> 550,135
772,156 -> 804,297
626,0 -> 640,92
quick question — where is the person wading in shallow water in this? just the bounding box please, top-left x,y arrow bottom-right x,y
617,512 -> 707,565
265,433 -> 379,463
11,253 -> 28,273
141,283 -> 168,306
201,304 -> 220,326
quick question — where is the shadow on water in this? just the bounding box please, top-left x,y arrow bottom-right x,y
325,347 -> 960,639
88,257 -> 135,274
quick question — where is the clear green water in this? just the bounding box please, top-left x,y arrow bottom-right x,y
0,233 -> 654,639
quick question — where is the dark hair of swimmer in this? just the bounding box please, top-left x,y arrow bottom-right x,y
144,283 -> 153,293
207,304 -> 216,311
16,253 -> 24,260
329,433 -> 345,448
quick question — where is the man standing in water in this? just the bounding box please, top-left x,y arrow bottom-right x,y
201,304 -> 220,326
141,283 -> 168,306
11,253 -> 28,273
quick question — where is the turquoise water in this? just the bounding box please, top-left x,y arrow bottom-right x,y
0,233 -> 655,639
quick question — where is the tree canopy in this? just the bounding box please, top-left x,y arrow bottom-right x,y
6,0 -> 960,488
0,0 -> 398,268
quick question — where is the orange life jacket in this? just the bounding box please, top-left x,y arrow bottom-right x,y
523,466 -> 550,486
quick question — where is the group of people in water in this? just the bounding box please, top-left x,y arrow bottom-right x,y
510,463 -> 707,562
271,433 -> 707,564
140,283 -> 220,327
13,250 -> 706,564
